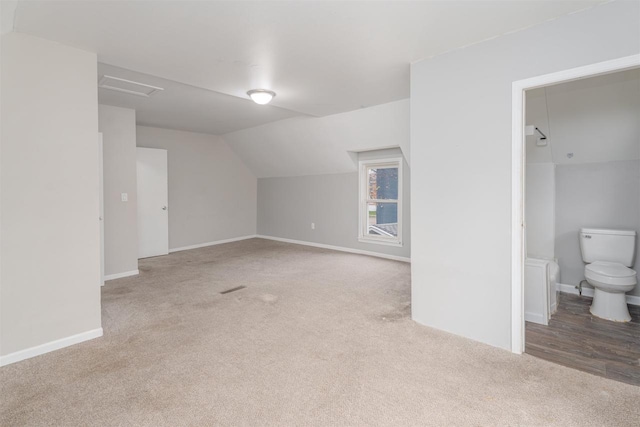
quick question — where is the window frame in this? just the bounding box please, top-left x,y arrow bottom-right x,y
358,157 -> 403,247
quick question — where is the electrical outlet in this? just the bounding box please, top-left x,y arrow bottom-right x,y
121,193 -> 128,202
311,222 -> 315,230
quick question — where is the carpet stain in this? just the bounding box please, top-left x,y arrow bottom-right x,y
192,300 -> 221,310
108,287 -> 134,295
260,293 -> 278,303
380,302 -> 411,322
220,285 -> 246,294
80,358 -> 130,378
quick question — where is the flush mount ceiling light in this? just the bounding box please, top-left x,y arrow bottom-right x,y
247,89 -> 276,105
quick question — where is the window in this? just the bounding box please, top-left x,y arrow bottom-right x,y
359,158 -> 402,246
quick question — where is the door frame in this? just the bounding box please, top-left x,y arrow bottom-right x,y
98,133 -> 105,286
136,147 -> 169,259
510,54 -> 640,354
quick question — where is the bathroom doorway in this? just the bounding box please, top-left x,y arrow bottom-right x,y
517,62 -> 640,385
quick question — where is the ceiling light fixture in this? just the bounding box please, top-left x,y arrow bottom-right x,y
247,89 -> 276,105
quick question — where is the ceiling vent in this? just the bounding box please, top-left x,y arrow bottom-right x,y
98,75 -> 164,97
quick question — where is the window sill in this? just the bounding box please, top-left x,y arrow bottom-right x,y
358,237 -> 403,247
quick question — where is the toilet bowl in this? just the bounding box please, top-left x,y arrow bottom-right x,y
580,228 -> 637,322
584,261 -> 636,322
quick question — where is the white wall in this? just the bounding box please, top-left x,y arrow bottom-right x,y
227,101 -> 411,258
223,99 -> 409,178
257,151 -> 410,259
524,89 -> 553,164
526,68 -> 640,165
136,126 -> 257,250
221,100 -> 411,258
99,105 -> 139,277
525,163 -> 555,260
555,160 -> 640,297
1,32 -> 101,357
1,1 -> 18,35
410,0 -> 640,350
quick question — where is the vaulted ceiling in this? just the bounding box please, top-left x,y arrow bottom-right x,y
6,0 -> 604,134
224,99 -> 409,178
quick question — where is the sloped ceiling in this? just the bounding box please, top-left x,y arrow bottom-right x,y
13,0 -> 601,118
1,1 -> 19,35
222,99 -> 409,178
9,1 -> 619,178
98,63 -> 300,135
526,68 -> 640,164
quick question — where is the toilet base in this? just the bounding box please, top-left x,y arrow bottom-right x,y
590,288 -> 631,322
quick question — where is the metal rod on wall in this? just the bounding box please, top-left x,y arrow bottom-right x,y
535,127 -> 547,140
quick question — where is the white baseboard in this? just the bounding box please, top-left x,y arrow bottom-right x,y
524,312 -> 546,325
557,283 -> 640,306
256,235 -> 411,263
0,328 -> 103,367
104,269 -> 139,281
169,235 -> 257,253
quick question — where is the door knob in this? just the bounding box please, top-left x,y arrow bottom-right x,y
162,206 -> 167,210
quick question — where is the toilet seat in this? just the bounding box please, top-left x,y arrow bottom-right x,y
585,261 -> 637,287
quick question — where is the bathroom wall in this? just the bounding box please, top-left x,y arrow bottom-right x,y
526,69 -> 640,165
526,67 -> 640,299
525,163 -> 555,260
555,160 -> 640,297
525,85 -> 556,261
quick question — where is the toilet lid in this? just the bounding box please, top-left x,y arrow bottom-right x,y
586,261 -> 636,278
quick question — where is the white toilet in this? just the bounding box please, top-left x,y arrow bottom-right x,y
580,228 -> 637,322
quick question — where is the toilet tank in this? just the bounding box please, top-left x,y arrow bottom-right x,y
579,228 -> 636,267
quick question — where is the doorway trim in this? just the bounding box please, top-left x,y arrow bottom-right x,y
510,54 -> 640,354
136,147 -> 169,259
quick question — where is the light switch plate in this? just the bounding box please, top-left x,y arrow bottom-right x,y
121,193 -> 128,202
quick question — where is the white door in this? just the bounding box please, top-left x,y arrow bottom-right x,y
136,147 -> 169,258
98,133 -> 105,285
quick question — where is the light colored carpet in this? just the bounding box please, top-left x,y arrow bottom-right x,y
1,238 -> 638,426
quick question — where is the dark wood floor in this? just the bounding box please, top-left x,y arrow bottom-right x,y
525,293 -> 640,386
